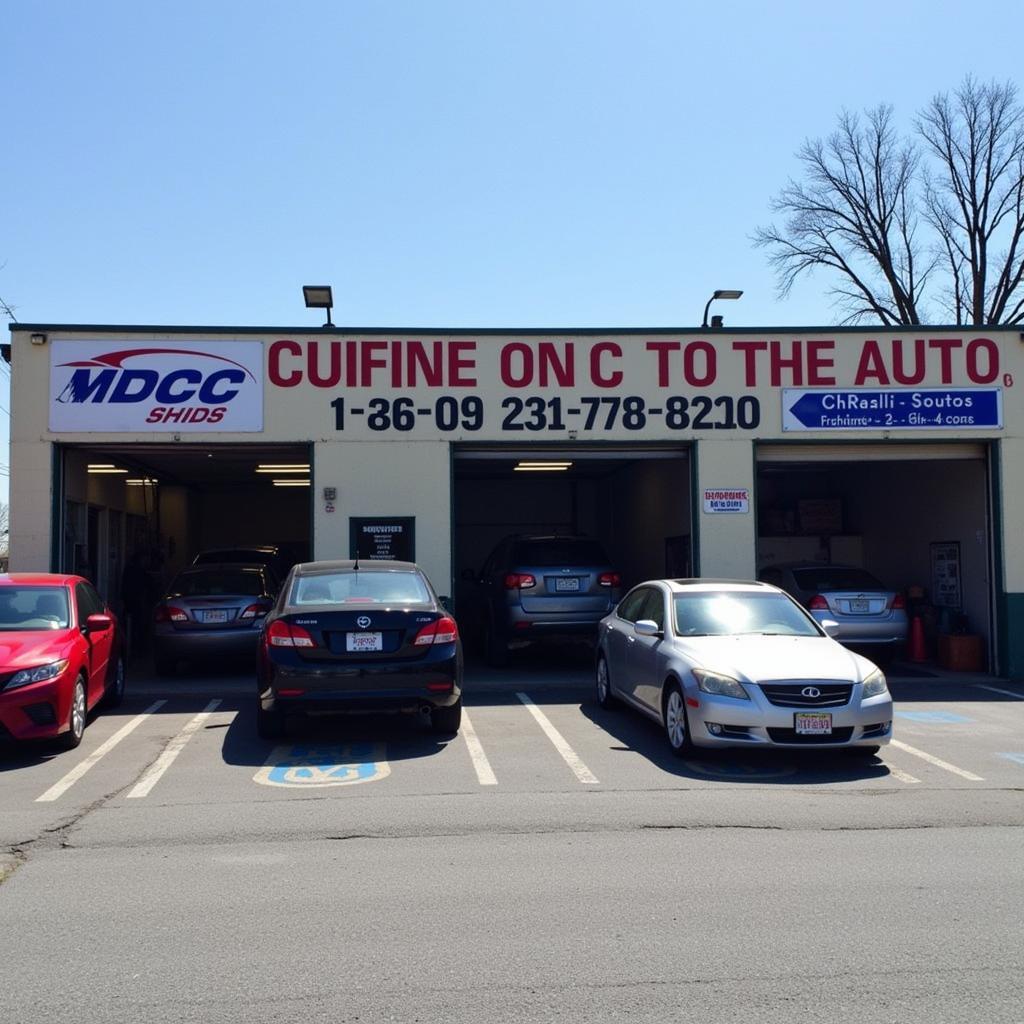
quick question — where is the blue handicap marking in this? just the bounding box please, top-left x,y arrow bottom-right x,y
895,711 -> 974,724
254,742 -> 390,787
997,753 -> 1024,767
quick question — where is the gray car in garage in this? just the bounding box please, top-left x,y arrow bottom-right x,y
758,563 -> 908,657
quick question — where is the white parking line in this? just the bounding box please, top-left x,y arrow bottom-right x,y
460,708 -> 497,786
886,765 -> 922,785
126,700 -> 222,799
36,701 -> 168,802
976,685 -> 1024,700
889,739 -> 985,781
516,692 -> 599,784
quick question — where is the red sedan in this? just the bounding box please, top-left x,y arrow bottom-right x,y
0,574 -> 125,749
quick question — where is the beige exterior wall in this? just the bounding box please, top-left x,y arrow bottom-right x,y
7,326 -> 1023,602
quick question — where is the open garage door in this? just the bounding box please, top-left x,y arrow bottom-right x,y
756,442 -> 994,673
452,445 -> 692,663
56,442 -> 312,611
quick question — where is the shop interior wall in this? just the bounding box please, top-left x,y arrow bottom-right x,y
453,476 -> 602,579
606,458 -> 691,589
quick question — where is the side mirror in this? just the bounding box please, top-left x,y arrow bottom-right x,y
85,612 -> 113,634
820,619 -> 841,638
634,619 -> 661,638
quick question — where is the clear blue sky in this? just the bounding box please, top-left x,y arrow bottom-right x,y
2,0 -> 1022,505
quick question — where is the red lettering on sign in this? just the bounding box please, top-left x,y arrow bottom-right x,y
268,340 -> 303,387
806,341 -> 836,385
890,339 -> 926,385
448,341 -> 477,386
590,342 -> 623,388
854,341 -> 890,385
928,338 -> 963,383
646,341 -> 678,387
732,341 -> 767,386
966,337 -> 999,383
308,341 -> 342,388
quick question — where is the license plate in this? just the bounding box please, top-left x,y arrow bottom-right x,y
346,631 -> 383,652
203,609 -> 229,623
849,599 -> 870,613
554,578 -> 580,592
795,712 -> 832,735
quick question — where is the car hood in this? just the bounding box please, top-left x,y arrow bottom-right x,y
0,630 -> 74,671
675,634 -> 873,682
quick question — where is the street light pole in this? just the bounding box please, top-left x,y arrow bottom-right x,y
702,289 -> 743,328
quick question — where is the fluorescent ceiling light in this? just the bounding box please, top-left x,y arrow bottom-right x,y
125,479 -> 158,485
88,467 -> 128,474
255,466 -> 310,474
514,464 -> 571,472
272,479 -> 311,487
516,461 -> 573,468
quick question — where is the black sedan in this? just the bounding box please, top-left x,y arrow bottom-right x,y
256,560 -> 463,739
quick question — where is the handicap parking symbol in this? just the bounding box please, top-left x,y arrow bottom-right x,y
254,743 -> 391,787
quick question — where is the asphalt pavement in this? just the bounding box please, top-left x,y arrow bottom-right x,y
2,651 -> 1023,1023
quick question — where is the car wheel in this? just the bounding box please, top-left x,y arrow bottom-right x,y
105,656 -> 126,708
595,656 -> 618,710
256,702 -> 285,740
484,621 -> 509,667
663,681 -> 694,757
60,677 -> 88,750
430,698 -> 462,735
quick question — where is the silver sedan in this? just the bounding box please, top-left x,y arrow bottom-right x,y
595,579 -> 893,756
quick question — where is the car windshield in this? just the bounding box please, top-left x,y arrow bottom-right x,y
512,539 -> 609,566
674,591 -> 821,637
169,570 -> 265,598
0,587 -> 71,630
290,570 -> 431,606
791,567 -> 886,591
195,550 -> 274,565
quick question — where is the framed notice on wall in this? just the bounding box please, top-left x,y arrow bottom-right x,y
349,517 -> 415,562
930,541 -> 962,609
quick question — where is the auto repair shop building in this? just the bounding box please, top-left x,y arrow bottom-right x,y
5,323 -> 1023,677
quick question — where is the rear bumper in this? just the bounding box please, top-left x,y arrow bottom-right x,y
260,655 -> 462,715
154,628 -> 261,660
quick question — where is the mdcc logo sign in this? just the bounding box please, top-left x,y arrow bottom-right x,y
49,340 -> 264,432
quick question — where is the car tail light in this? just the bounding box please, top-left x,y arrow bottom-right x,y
154,605 -> 188,623
414,616 -> 459,646
889,593 -> 906,610
277,688 -> 306,697
240,602 -> 271,620
266,620 -> 318,648
599,572 -> 621,587
808,595 -> 830,610
504,573 -> 536,590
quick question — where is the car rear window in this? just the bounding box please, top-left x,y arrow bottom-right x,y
290,570 -> 431,606
170,570 -> 265,597
511,539 -> 609,567
0,587 -> 71,629
791,567 -> 886,591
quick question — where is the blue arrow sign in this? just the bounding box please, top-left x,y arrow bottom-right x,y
782,388 -> 1003,431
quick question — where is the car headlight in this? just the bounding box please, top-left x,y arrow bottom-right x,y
862,668 -> 889,698
7,660 -> 70,690
692,669 -> 750,700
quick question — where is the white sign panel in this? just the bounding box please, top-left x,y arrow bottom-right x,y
703,488 -> 749,514
49,340 -> 264,432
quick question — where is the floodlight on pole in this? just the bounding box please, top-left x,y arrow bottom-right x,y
303,285 -> 334,327
701,289 -> 743,328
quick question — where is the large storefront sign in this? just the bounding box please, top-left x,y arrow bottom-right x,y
49,340 -> 264,431
263,334 -> 1009,441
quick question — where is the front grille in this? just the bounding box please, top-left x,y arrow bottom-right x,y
767,727 -> 854,744
759,683 -> 853,708
23,702 -> 57,726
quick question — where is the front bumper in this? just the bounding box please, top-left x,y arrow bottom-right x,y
0,675 -> 73,742
685,684 -> 893,749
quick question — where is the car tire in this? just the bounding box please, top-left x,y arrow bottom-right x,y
484,621 -> 509,667
663,681 -> 694,757
430,698 -> 462,735
256,702 -> 285,740
60,676 -> 88,750
104,656 -> 126,708
595,656 -> 618,710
